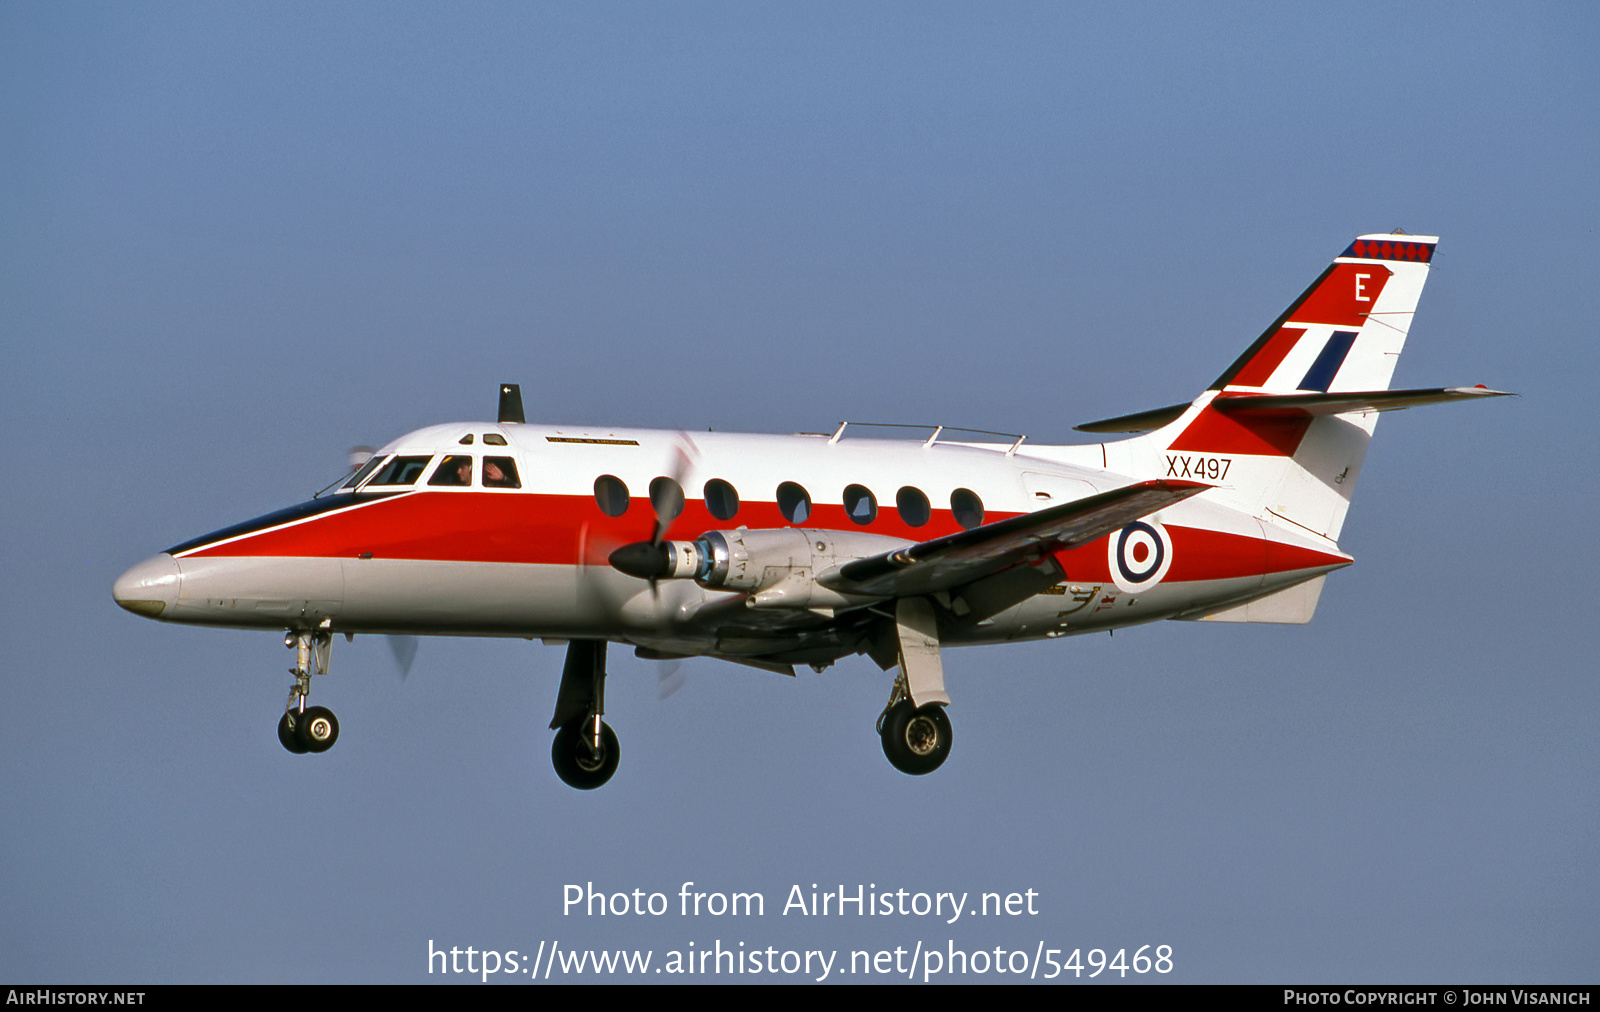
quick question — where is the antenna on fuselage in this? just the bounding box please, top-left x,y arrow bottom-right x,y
498,383 -> 525,424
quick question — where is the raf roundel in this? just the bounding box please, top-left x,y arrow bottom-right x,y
1109,520 -> 1173,594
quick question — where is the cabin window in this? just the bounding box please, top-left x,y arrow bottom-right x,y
843,484 -> 877,525
483,457 -> 520,489
776,481 -> 811,524
704,478 -> 740,521
429,455 -> 474,487
368,455 -> 433,486
650,476 -> 684,524
594,475 -> 630,516
896,486 -> 931,527
951,488 -> 985,529
483,433 -> 508,446
340,455 -> 389,491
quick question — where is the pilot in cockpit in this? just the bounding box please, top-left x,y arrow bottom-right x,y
430,455 -> 473,487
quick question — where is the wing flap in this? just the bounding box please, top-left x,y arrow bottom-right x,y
820,479 -> 1210,598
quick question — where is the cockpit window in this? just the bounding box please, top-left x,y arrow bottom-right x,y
429,455 -> 474,487
483,433 -> 508,446
339,454 -> 389,491
367,455 -> 433,486
483,456 -> 520,489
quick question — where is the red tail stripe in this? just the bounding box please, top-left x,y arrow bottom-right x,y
1230,327 -> 1305,388
1169,405 -> 1312,457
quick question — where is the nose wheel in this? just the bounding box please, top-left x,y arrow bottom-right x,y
551,715 -> 619,789
548,640 -> 621,789
277,712 -> 309,754
277,627 -> 340,755
278,706 -> 340,754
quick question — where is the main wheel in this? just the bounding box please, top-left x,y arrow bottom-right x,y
296,705 -> 339,753
278,712 -> 310,754
880,701 -> 952,775
552,717 -> 620,790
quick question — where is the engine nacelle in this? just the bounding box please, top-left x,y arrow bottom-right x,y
702,528 -> 909,610
610,528 -> 909,612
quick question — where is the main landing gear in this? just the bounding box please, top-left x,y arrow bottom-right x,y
877,675 -> 953,776
278,626 -> 340,755
877,596 -> 953,775
548,640 -> 619,790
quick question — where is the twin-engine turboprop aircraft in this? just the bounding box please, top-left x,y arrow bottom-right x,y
114,234 -> 1507,788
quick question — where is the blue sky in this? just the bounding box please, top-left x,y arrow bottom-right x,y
2,2 -> 1595,983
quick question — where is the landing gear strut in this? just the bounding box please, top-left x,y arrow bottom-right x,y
548,640 -> 619,789
876,597 -> 953,775
279,626 -> 339,754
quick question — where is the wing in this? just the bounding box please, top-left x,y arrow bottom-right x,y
818,478 -> 1211,599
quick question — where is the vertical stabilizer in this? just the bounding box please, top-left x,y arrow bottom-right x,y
1110,234 -> 1438,545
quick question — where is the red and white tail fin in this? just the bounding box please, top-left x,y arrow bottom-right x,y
1208,233 -> 1436,396
1103,234 -> 1451,545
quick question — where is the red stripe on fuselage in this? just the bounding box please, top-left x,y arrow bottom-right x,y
1046,523 -> 1338,584
183,491 -> 1347,584
180,492 -> 978,565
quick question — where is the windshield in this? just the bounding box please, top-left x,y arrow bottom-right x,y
366,455 -> 434,486
339,454 -> 390,491
311,454 -> 389,498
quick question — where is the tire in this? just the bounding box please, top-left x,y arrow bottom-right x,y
552,717 -> 620,790
296,705 -> 339,753
278,712 -> 310,754
880,701 -> 952,775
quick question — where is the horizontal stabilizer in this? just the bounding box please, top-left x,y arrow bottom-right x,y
1075,386 -> 1510,433
821,479 -> 1209,599
1212,386 -> 1513,418
1074,402 -> 1190,434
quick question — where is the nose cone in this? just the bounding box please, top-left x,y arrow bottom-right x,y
113,554 -> 181,619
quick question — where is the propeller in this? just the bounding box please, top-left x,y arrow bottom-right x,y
655,660 -> 685,700
329,445 -> 422,681
386,634 -> 419,680
609,435 -> 699,596
574,433 -> 703,630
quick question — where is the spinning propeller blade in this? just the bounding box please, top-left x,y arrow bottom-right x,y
636,435 -> 698,598
386,634 -> 419,680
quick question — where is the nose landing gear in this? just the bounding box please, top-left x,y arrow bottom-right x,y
548,640 -> 620,789
552,714 -> 619,790
278,627 -> 340,755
